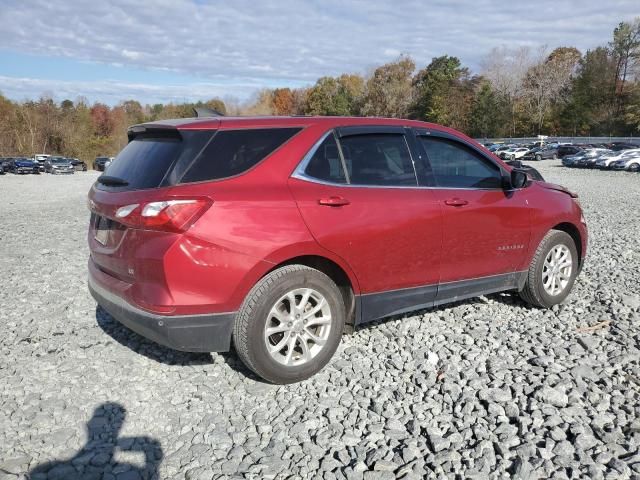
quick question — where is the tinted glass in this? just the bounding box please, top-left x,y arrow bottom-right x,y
304,134 -> 347,184
180,128 -> 301,184
100,131 -> 212,190
419,136 -> 502,189
339,134 -> 416,186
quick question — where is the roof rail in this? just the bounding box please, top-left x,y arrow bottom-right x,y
193,107 -> 224,118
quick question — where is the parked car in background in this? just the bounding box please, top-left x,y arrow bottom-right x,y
0,158 -> 13,174
45,156 -> 75,174
12,157 -> 40,174
608,142 -> 639,151
87,115 -> 587,383
594,151 -> 621,169
501,147 -> 530,160
572,149 -> 613,168
69,158 -> 87,171
524,146 -> 558,161
557,145 -> 583,158
33,154 -> 50,172
595,149 -> 640,169
610,152 -> 640,172
93,156 -> 111,171
494,145 -> 514,157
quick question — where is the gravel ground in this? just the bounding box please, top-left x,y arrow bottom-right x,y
1,163 -> 639,480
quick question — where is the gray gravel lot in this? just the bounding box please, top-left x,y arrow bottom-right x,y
1,163 -> 639,480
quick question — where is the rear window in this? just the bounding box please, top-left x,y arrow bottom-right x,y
99,131 -> 213,190
178,128 -> 301,184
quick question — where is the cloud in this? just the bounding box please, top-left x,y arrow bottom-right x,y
0,0 -> 638,103
0,75 -> 260,104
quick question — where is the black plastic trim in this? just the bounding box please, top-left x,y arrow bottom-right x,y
89,277 -> 235,353
336,125 -> 406,138
356,271 -> 527,325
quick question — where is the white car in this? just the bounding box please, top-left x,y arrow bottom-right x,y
610,151 -> 640,172
596,149 -> 640,169
501,147 -> 530,160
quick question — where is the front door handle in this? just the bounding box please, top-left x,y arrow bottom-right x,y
318,196 -> 350,207
444,198 -> 469,207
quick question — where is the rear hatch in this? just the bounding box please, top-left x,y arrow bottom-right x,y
89,125 -> 217,281
88,122 -> 302,286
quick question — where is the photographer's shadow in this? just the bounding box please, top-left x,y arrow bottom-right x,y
29,402 -> 163,480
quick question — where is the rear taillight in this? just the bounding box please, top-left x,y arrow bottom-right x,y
114,198 -> 211,233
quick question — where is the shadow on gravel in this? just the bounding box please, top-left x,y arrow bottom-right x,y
29,402 -> 163,480
95,307 -> 268,381
95,306 -> 213,366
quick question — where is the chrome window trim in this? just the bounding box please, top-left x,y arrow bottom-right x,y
291,127 -> 528,192
291,171 -> 524,192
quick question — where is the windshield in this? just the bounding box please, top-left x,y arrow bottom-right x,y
51,158 -> 67,163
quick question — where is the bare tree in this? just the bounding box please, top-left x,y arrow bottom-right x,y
481,46 -> 534,136
522,46 -> 581,133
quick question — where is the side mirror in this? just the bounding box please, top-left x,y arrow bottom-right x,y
510,169 -> 528,189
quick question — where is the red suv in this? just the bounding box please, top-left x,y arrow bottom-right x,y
88,116 -> 587,383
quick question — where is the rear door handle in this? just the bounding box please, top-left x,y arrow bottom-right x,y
318,196 -> 350,207
444,198 -> 468,207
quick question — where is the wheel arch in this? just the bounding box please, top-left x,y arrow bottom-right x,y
551,222 -> 583,267
265,255 -> 358,330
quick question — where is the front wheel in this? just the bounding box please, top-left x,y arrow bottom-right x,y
535,155 -> 542,161
233,265 -> 345,384
628,163 -> 640,172
519,230 -> 579,308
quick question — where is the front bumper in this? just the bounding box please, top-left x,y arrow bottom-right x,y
89,272 -> 236,353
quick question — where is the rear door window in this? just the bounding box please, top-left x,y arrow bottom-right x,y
339,134 -> 417,186
179,128 -> 301,184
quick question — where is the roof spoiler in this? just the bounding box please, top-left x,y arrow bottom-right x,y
193,107 -> 224,118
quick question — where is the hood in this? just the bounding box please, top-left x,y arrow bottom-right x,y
538,181 -> 579,198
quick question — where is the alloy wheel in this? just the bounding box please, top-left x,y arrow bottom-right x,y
263,288 -> 332,366
542,245 -> 573,296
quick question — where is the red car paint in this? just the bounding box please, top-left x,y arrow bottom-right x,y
88,116 -> 587,349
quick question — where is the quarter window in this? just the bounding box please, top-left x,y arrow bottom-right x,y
180,128 -> 301,184
303,134 -> 347,184
339,134 -> 417,186
419,136 -> 502,189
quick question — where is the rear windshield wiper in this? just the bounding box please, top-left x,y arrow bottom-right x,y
97,175 -> 129,186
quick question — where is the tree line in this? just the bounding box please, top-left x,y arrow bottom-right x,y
1,18 -> 639,160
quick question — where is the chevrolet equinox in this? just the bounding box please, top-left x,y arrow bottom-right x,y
88,116 -> 588,383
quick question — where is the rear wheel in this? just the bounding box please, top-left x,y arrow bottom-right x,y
628,163 -> 640,172
519,230 -> 578,308
233,265 -> 345,384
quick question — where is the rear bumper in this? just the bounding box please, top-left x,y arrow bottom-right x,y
89,272 -> 236,353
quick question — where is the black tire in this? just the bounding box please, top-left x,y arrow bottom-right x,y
628,163 -> 640,172
519,230 -> 579,308
535,155 -> 542,161
233,265 -> 345,384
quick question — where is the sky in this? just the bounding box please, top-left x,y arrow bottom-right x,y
0,0 -> 638,106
